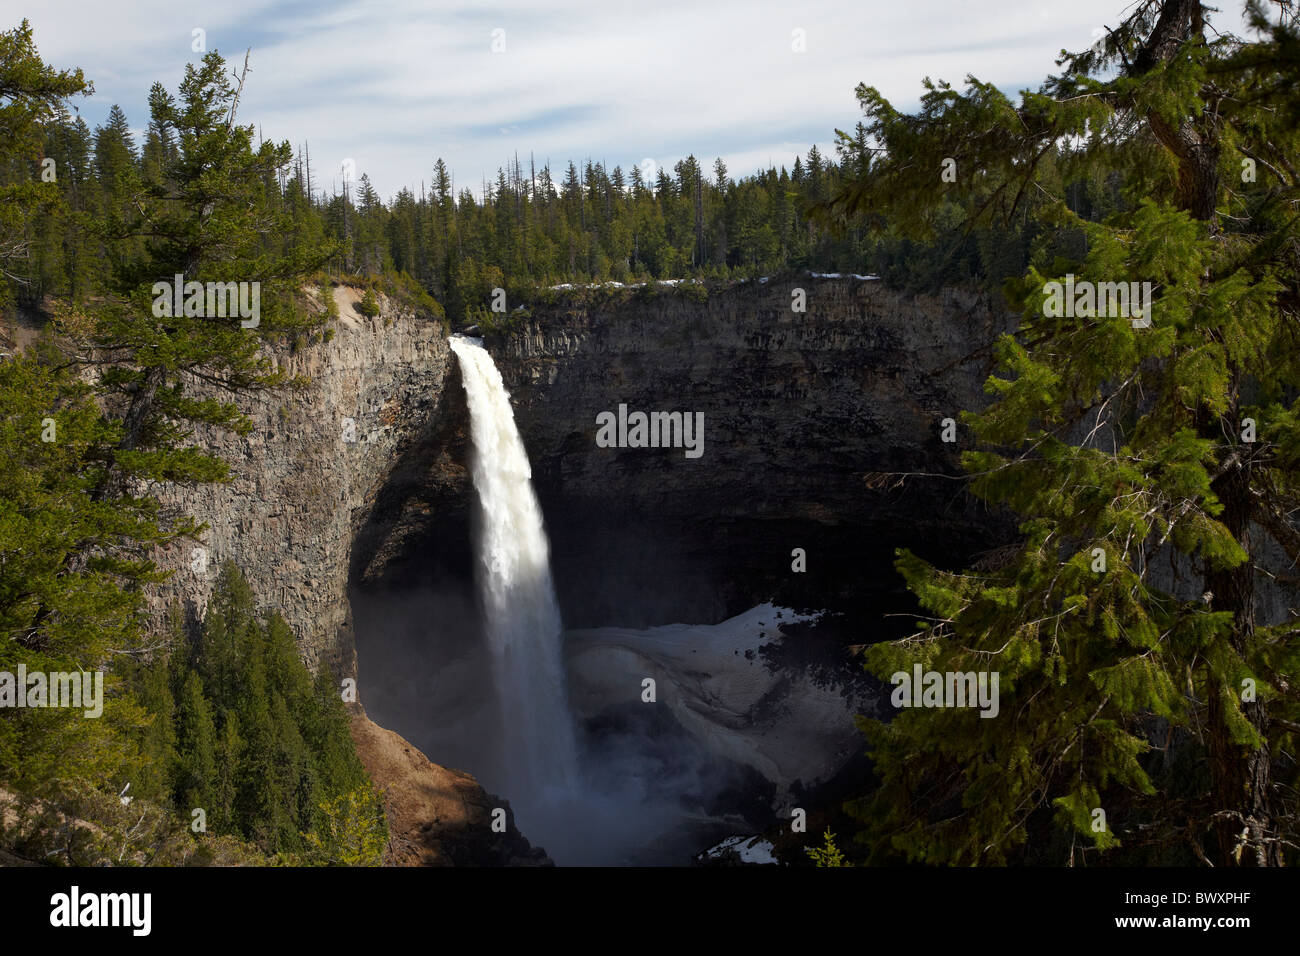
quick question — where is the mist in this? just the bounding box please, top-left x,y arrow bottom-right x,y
353,576 -> 778,865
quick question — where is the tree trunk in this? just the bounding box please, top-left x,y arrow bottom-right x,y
1205,462 -> 1280,865
1136,0 -> 1277,866
93,363 -> 165,502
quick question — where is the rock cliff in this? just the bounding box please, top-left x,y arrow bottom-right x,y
355,277 -> 1017,629
149,277 -> 1017,863
150,285 -> 454,676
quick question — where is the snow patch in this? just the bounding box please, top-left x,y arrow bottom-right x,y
545,278 -> 704,291
570,603 -> 823,662
565,603 -> 859,800
701,834 -> 779,865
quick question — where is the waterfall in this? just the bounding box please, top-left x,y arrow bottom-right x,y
448,335 -> 579,798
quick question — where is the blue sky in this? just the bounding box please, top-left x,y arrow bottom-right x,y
11,0 -> 1254,201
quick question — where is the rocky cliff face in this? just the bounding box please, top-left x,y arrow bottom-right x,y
149,285 -> 454,676
347,279 -> 1018,633
147,286 -> 554,865
485,277 -> 1017,628
151,277 -> 1017,863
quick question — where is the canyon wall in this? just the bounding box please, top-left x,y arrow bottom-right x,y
149,285 -> 454,676
146,276 -> 1022,688
353,277 -> 1017,631
150,277 -> 1016,862
487,277 -> 1016,627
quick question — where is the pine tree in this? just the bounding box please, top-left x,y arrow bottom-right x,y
211,710 -> 242,833
833,0 -> 1300,866
302,783 -> 388,866
84,50 -> 336,505
34,107 -> 97,298
92,105 -> 136,183
140,82 -> 178,187
197,560 -> 259,704
0,346 -> 159,801
805,828 -> 852,867
174,670 -> 217,813
0,20 -> 89,303
129,629 -> 179,805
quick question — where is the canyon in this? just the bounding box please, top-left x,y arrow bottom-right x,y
148,277 -> 1018,864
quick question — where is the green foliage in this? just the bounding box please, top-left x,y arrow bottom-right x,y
356,287 -> 380,318
468,301 -> 530,335
0,346 -> 165,801
0,20 -> 90,307
302,784 -> 388,866
148,562 -> 383,859
319,280 -> 339,319
379,269 -> 445,326
805,828 -> 852,867
0,29 -> 386,868
839,0 -> 1300,867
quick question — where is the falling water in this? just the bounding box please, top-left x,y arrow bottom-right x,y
448,335 -> 580,801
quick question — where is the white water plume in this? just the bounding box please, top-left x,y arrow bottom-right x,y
449,335 -> 580,800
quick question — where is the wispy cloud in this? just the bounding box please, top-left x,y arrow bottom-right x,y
17,0 -> 1253,200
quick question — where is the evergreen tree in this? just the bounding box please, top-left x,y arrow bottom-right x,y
129,625 -> 179,804
173,670 -> 217,813
0,348 -> 154,799
834,0 -> 1300,867
160,562 -> 382,857
211,710 -> 242,833
0,19 -> 89,304
86,50 -> 335,506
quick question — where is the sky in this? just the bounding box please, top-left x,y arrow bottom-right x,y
7,0 -> 1257,202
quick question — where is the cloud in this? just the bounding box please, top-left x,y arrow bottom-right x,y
17,0 -> 1255,201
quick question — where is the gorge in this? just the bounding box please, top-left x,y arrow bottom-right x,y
148,276 -> 1018,864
